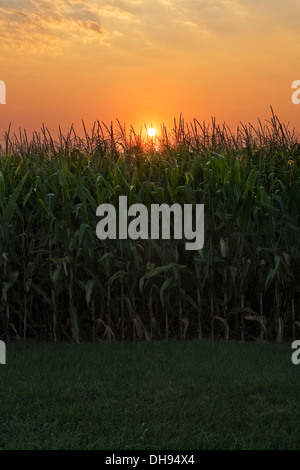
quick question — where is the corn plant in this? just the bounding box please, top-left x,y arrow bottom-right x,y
0,111 -> 299,342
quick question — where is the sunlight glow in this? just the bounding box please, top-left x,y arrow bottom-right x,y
148,128 -> 156,137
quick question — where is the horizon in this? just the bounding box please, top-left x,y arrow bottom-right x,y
0,107 -> 298,143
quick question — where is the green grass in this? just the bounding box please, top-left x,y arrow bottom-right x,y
1,340 -> 299,450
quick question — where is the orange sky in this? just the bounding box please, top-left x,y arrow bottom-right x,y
0,0 -> 299,139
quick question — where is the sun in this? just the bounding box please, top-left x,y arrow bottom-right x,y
148,127 -> 156,137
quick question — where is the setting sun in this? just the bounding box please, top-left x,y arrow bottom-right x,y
148,128 -> 156,137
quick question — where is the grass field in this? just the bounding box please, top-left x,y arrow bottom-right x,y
1,340 -> 299,450
0,113 -> 299,451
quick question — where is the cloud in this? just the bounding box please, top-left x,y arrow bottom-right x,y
170,0 -> 300,35
0,0 -> 139,56
0,0 -> 299,59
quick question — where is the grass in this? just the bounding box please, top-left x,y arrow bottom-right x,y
1,340 -> 300,450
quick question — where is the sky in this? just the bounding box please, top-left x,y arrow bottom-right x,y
0,0 -> 299,138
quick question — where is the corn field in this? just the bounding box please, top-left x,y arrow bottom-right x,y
0,110 -> 299,343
